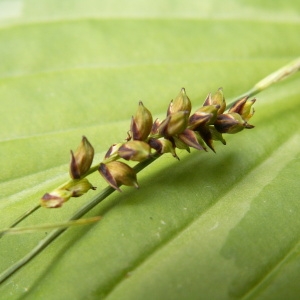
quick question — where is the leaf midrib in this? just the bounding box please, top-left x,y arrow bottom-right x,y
1,15 -> 299,32
1,57 -> 294,83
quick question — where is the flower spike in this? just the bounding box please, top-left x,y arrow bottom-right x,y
131,101 -> 153,141
118,141 -> 151,162
214,112 -> 253,134
40,87 -> 255,208
158,111 -> 189,138
229,96 -> 256,122
178,129 -> 207,151
99,162 -> 139,192
70,136 -> 94,179
167,88 -> 192,116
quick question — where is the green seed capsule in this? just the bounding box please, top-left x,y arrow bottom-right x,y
69,136 -> 94,179
167,88 -> 192,116
131,101 -> 153,141
118,140 -> 151,162
99,161 -> 139,192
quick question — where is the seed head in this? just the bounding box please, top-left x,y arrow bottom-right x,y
66,178 -> 96,197
131,101 -> 153,141
195,126 -> 215,152
99,161 -> 139,192
150,118 -> 161,136
189,105 -> 218,129
173,136 -> 190,152
229,96 -> 256,121
158,111 -> 189,138
214,112 -> 254,134
178,129 -> 207,151
118,140 -> 151,162
167,88 -> 192,116
41,179 -> 96,208
203,88 -> 226,114
148,138 -> 178,159
104,143 -> 122,160
41,189 -> 72,208
70,136 -> 94,179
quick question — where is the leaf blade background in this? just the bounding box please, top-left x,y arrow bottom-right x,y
0,1 -> 299,299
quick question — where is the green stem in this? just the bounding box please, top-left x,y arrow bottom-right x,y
0,205 -> 41,239
1,165 -> 100,237
227,57 -> 300,108
85,164 -> 101,176
0,216 -> 101,235
0,153 -> 160,284
1,58 -> 299,284
5,58 -> 300,232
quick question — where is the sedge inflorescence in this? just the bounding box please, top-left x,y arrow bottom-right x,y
41,88 -> 255,208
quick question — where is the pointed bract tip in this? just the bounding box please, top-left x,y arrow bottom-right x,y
69,136 -> 94,179
99,161 -> 138,191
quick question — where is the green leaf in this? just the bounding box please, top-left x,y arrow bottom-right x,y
0,1 -> 300,299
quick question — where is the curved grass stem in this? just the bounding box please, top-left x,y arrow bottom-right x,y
0,153 -> 160,284
0,216 -> 101,235
227,57 -> 300,109
0,205 -> 41,239
0,57 -> 299,285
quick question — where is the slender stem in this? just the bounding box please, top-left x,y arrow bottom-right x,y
1,164 -> 100,237
0,205 -> 41,239
227,57 -> 300,109
85,164 -> 100,176
1,58 -> 299,285
4,58 -> 300,232
0,217 -> 101,235
0,188 -> 113,284
0,153 -> 160,284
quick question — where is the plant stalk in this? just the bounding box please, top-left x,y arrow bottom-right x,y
0,217 -> 101,235
0,57 -> 299,284
227,57 -> 300,109
0,153 -> 160,284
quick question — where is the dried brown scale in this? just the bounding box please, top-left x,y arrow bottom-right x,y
40,88 -> 255,208
178,129 -> 206,151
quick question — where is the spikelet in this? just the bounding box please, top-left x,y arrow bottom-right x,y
41,88 -> 255,207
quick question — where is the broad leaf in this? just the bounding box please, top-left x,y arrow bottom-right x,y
0,1 -> 300,299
